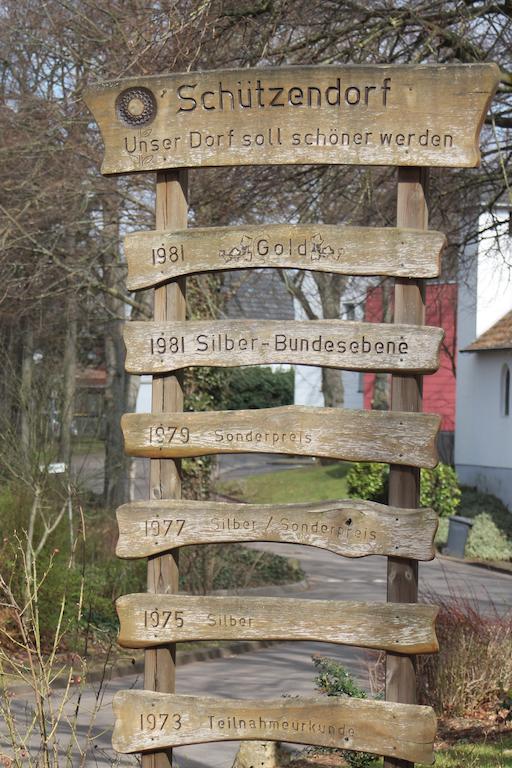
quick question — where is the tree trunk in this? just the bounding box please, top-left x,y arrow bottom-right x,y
20,320 -> 34,467
313,272 -> 345,408
126,364 -> 140,501
0,324 -> 15,432
59,298 -> 77,466
321,366 -> 344,408
104,315 -> 129,507
372,279 -> 393,410
101,187 -> 130,509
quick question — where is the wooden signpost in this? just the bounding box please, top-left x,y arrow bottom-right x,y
124,319 -> 444,374
116,594 -> 438,654
84,61 -> 499,768
84,64 -> 499,173
112,691 -> 437,765
122,405 -> 440,467
124,224 -> 446,289
116,498 -> 438,560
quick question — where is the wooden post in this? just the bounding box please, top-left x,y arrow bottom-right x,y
384,167 -> 428,768
143,169 -> 188,768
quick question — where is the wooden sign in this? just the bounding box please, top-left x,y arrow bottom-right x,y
116,594 -> 438,654
124,319 -> 443,375
124,224 -> 446,290
116,498 -> 438,561
84,64 -> 499,174
121,405 -> 440,468
112,691 -> 436,764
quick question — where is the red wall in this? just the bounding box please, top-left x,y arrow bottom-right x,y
364,283 -> 457,431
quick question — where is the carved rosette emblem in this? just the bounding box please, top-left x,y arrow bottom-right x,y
116,87 -> 157,127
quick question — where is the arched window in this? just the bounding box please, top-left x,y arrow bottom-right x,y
502,364 -> 510,417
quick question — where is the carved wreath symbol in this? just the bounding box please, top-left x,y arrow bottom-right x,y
116,87 -> 157,127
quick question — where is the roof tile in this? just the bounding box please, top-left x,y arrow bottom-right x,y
463,309 -> 512,352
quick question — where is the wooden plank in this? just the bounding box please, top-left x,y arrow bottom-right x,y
116,594 -> 438,654
144,170 -> 187,768
124,225 -> 445,290
115,498 -> 437,561
83,64 -> 499,174
384,169 -> 428,768
121,405 -> 440,468
124,319 -> 443,375
112,691 -> 437,764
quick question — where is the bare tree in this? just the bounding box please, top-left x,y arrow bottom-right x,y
0,0 -> 510,499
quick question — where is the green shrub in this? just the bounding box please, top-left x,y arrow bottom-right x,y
464,512 -> 512,561
459,486 -> 512,532
346,462 -> 461,518
465,512 -> 511,561
313,656 -> 378,768
314,655 -> 367,699
420,463 -> 461,518
80,558 -> 147,634
220,366 -> 294,410
456,488 -> 512,561
435,516 -> 449,548
346,463 -> 387,503
0,486 -> 29,539
180,543 -> 304,594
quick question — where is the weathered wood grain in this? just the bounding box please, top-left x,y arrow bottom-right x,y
124,225 -> 445,290
124,319 -> 443,375
84,64 -> 499,174
116,594 -> 438,654
115,498 -> 438,561
121,405 -> 440,468
112,691 -> 437,764
142,171 -> 187,768
386,169 -> 429,767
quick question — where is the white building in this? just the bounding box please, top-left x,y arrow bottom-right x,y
455,208 -> 512,508
293,272 -> 365,410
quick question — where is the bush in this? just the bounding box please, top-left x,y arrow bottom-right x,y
420,463 -> 461,518
0,534 -> 114,767
220,366 -> 294,410
460,487 -> 512,561
1,537 -> 148,645
435,488 -> 512,561
464,512 -> 512,561
180,543 -> 304,594
346,462 -> 461,518
346,462 -> 387,503
417,591 -> 512,716
313,656 -> 378,768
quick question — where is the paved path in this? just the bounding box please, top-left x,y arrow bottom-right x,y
3,536 -> 510,767
16,452 -> 507,767
71,453 -> 316,501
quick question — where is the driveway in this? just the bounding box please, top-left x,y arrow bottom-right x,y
3,533 -> 510,768
43,451 -> 510,767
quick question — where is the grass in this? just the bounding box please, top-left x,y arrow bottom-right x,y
425,733 -> 512,767
217,461 -> 351,503
289,733 -> 512,768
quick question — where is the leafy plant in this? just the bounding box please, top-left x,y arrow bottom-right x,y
436,488 -> 512,561
459,488 -> 512,561
313,656 -> 379,768
219,366 -> 294,410
180,543 -> 304,594
464,512 -> 512,561
346,462 -> 461,518
346,462 -> 387,503
420,463 -> 461,518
